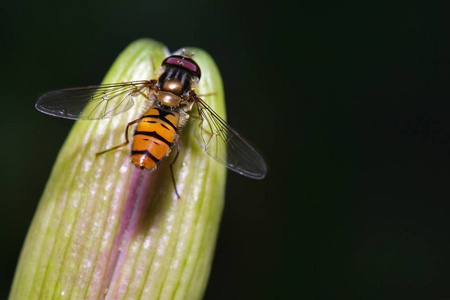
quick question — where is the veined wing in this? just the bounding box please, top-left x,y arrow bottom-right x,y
35,80 -> 154,120
190,97 -> 267,179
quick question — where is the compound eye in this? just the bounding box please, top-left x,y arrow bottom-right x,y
162,55 -> 201,78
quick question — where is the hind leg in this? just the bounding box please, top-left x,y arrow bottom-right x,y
96,119 -> 140,156
169,141 -> 182,199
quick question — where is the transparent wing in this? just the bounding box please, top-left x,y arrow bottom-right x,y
35,80 -> 153,120
190,97 -> 267,179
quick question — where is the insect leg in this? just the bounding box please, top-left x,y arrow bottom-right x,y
96,119 -> 140,156
169,141 -> 181,199
196,92 -> 216,98
193,102 -> 216,140
188,114 -> 201,120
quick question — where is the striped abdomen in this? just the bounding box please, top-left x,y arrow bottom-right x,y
131,105 -> 180,170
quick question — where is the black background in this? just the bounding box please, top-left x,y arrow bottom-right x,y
1,0 -> 449,299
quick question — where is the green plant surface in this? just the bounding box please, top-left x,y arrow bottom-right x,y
10,39 -> 227,300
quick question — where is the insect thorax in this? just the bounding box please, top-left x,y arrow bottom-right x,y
156,65 -> 199,107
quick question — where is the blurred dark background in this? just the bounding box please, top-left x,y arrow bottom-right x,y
1,0 -> 449,299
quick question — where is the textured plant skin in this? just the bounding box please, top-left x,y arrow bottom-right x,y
10,39 -> 227,300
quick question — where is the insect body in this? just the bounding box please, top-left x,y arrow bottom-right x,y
131,105 -> 180,170
36,53 -> 267,192
128,56 -> 199,170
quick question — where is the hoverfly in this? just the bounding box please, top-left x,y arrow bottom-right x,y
36,52 -> 267,197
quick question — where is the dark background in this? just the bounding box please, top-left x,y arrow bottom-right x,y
1,0 -> 449,299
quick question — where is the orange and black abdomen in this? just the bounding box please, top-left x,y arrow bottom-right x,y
131,105 -> 180,170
